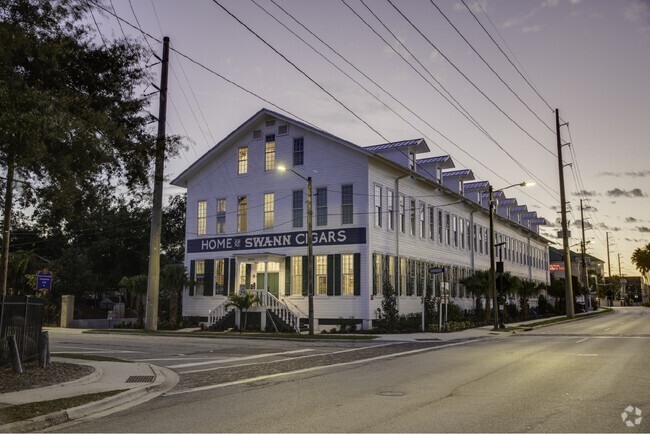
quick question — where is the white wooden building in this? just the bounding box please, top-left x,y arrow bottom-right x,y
171,108 -> 550,331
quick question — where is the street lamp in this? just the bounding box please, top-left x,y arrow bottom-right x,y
278,165 -> 314,335
489,181 -> 534,331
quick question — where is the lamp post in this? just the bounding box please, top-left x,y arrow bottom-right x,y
489,182 -> 534,331
278,166 -> 314,335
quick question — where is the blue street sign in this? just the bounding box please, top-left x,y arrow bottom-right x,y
37,271 -> 52,291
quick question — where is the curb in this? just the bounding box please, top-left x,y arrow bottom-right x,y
0,364 -> 178,433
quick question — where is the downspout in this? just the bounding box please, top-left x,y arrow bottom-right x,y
395,171 -> 411,312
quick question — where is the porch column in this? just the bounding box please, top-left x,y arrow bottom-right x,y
264,260 -> 269,292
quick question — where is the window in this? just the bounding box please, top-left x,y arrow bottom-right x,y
467,221 -> 471,250
278,124 -> 289,135
387,190 -> 395,230
453,215 -> 458,247
445,213 -> 451,245
197,200 -> 207,235
194,260 -> 205,296
460,218 -> 465,249
375,185 -> 382,227
473,224 -> 477,252
387,256 -> 394,290
342,184 -> 353,224
484,228 -> 489,254
293,137 -> 304,166
479,226 -> 483,254
429,206 -> 434,240
374,254 -> 382,295
291,257 -> 302,295
399,195 -> 406,233
264,193 -> 274,229
237,196 -> 247,232
292,190 -> 303,228
400,257 -> 406,296
410,199 -> 416,236
420,203 -> 425,238
316,187 -> 327,226
216,199 -> 226,233
215,259 -> 225,294
316,255 -> 327,295
342,254 -> 354,295
438,209 -> 443,243
238,147 -> 248,174
265,134 -> 275,171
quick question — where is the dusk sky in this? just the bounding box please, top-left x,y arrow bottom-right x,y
94,0 -> 650,276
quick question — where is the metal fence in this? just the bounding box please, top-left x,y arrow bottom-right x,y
0,296 -> 44,368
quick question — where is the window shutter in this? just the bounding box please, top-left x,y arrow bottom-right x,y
327,255 -> 334,296
353,253 -> 360,296
229,258 -> 236,293
223,259 -> 229,295
406,259 -> 413,296
383,254 -> 389,287
302,256 -> 308,296
189,260 -> 195,296
372,253 -> 377,296
395,256 -> 400,296
204,259 -> 214,296
334,254 -> 341,296
285,257 -> 291,296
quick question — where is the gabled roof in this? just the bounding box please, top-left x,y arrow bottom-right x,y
510,205 -> 528,213
171,108 -> 373,187
521,212 -> 538,219
530,218 -> 547,225
482,190 -> 505,198
417,155 -> 450,164
364,138 -> 429,153
464,181 -> 489,190
498,198 -> 517,205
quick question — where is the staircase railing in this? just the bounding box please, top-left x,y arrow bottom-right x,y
207,290 -> 301,333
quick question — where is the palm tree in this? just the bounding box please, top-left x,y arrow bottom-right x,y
631,243 -> 650,276
518,280 -> 541,318
119,275 -> 147,326
460,270 -> 491,323
225,291 -> 260,333
160,264 -> 189,327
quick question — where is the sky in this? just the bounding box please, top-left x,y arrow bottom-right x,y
93,0 -> 650,276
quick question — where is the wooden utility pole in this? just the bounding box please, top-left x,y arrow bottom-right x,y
556,109 -> 574,318
145,36 -> 169,331
0,151 -> 15,295
580,200 -> 590,310
606,231 -> 612,301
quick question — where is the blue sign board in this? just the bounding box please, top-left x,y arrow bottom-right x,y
37,271 -> 52,291
187,227 -> 367,253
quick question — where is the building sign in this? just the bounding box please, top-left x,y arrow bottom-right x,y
549,264 -> 565,271
187,227 -> 367,253
37,270 -> 52,292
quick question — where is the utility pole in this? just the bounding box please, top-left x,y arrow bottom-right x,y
145,36 -> 169,331
580,200 -> 590,310
606,231 -> 612,304
618,253 -> 624,303
307,176 -> 314,335
489,185 -> 498,329
0,152 -> 15,296
556,109 -> 574,318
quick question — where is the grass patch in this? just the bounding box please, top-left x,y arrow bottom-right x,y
51,353 -> 132,363
523,308 -> 613,328
0,390 -> 126,424
84,329 -> 377,340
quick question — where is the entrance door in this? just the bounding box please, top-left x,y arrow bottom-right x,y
258,272 -> 279,299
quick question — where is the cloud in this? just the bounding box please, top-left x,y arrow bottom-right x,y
598,170 -> 650,178
607,188 -> 646,198
625,217 -> 638,223
572,190 -> 598,197
523,25 -> 542,33
638,226 -> 650,233
573,219 -> 592,229
598,223 -> 621,231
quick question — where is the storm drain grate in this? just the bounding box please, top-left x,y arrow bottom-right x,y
126,375 -> 155,383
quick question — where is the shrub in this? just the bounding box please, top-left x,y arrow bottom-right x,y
429,320 -> 476,333
380,281 -> 399,332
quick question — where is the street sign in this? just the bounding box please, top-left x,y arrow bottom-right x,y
37,270 -> 52,292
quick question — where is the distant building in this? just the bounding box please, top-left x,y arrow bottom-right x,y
172,109 -> 551,330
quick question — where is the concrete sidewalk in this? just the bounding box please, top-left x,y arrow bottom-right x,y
0,358 -> 178,433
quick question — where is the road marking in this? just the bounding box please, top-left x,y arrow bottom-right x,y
577,354 -> 598,357
134,357 -> 214,362
604,327 -> 611,332
167,349 -> 315,368
180,343 -> 399,374
166,339 -> 483,396
576,337 -> 589,343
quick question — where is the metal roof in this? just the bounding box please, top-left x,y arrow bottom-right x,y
510,205 -> 528,212
442,169 -> 472,177
463,181 -> 489,190
417,155 -> 450,164
498,198 -> 516,205
530,218 -> 547,225
364,139 -> 424,152
521,212 -> 538,218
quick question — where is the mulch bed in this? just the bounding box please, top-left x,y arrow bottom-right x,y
0,360 -> 94,394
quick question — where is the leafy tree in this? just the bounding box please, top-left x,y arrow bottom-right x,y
631,243 -> 650,276
161,194 -> 186,265
119,275 -> 147,326
517,280 -> 541,318
226,291 -> 260,333
548,276 -> 566,313
460,269 -> 491,323
160,264 -> 189,327
380,280 -> 399,331
0,0 -> 180,294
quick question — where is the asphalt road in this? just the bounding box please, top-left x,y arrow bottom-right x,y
51,307 -> 650,432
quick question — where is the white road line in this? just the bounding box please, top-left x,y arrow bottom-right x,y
577,354 -> 598,357
166,339 -> 483,396
168,349 -> 315,368
180,343 -> 399,374
576,337 -> 589,343
134,357 -> 214,362
604,327 -> 611,332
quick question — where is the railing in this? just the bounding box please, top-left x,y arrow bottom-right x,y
207,290 -> 300,333
1,296 -> 44,368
